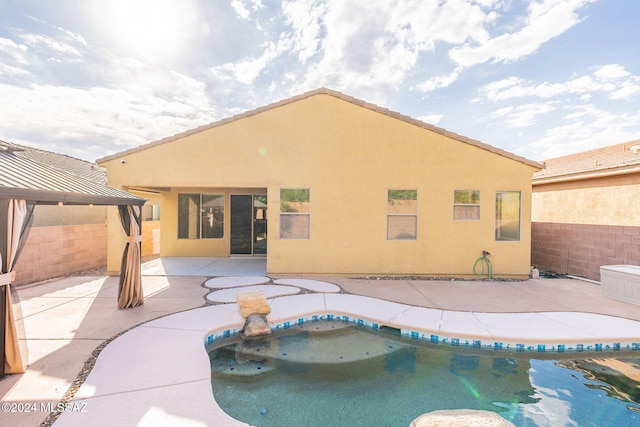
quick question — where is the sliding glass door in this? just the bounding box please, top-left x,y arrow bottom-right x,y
230,195 -> 267,255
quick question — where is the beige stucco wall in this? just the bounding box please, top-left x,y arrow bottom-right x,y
141,220 -> 160,257
532,174 -> 640,226
101,93 -> 538,278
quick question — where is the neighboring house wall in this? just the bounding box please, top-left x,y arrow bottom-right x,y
532,159 -> 640,281
100,90 -> 540,279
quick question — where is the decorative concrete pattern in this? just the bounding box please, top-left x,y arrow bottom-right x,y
273,278 -> 340,292
204,276 -> 270,289
205,277 -> 339,304
206,285 -> 300,303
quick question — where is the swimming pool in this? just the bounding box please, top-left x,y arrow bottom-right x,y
208,320 -> 640,427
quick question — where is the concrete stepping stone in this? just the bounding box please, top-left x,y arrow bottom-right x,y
206,285 -> 301,304
204,276 -> 270,289
273,278 -> 340,293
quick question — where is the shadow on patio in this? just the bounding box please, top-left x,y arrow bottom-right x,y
1,272 -> 209,427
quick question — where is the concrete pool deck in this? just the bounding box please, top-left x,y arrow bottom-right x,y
3,257 -> 640,426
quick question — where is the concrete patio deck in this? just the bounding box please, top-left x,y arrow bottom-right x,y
140,257 -> 267,277
2,257 -> 640,426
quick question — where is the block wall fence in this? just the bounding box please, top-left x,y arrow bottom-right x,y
13,221 -> 160,285
13,224 -> 107,285
532,222 -> 640,282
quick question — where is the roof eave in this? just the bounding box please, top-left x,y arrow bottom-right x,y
533,164 -> 640,185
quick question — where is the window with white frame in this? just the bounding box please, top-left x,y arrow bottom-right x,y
280,189 -> 310,239
453,190 -> 480,220
387,189 -> 417,240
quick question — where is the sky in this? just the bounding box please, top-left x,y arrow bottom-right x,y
1,0 -> 639,163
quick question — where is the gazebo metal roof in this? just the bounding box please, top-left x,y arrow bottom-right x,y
0,140 -> 144,206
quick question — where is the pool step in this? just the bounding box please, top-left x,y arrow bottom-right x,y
210,323 -> 414,378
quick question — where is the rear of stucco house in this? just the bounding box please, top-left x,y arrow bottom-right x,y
99,88 -> 542,279
532,141 -> 640,281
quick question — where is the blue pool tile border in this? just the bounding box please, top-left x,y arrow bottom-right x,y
205,327 -> 242,346
399,330 -> 639,353
203,314 -> 640,354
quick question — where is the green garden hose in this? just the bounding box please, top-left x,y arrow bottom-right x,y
473,251 -> 492,279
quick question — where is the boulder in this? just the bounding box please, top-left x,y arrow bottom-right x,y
236,291 -> 271,318
242,313 -> 271,339
410,409 -> 514,427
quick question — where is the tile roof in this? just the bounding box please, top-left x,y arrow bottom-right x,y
533,139 -> 640,182
97,87 -> 543,170
0,140 -> 145,205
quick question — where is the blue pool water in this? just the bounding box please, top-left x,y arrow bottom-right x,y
207,321 -> 640,426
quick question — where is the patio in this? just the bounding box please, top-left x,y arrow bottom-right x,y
2,257 -> 640,426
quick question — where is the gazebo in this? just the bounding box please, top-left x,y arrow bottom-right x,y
0,141 -> 145,377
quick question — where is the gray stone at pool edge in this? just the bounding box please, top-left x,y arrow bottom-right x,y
206,285 -> 301,303
242,314 -> 271,339
204,276 -> 270,288
273,278 -> 340,292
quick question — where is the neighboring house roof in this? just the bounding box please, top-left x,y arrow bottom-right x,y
97,87 -> 543,170
0,140 -> 145,205
533,140 -> 640,184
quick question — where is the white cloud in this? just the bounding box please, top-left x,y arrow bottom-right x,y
526,104 -> 640,159
595,64 -> 631,79
200,0 -> 595,100
231,0 -> 265,19
211,37 -> 293,85
476,64 -> 639,102
296,0 -> 491,93
0,63 -> 29,77
282,0 -> 327,62
0,38 -> 30,76
417,114 -> 444,125
395,0 -> 491,48
0,37 -> 29,65
610,83 -> 640,100
450,0 -> 594,67
416,66 -> 464,92
490,102 -> 557,128
0,60 -> 217,160
19,33 -> 82,58
231,0 -> 251,19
